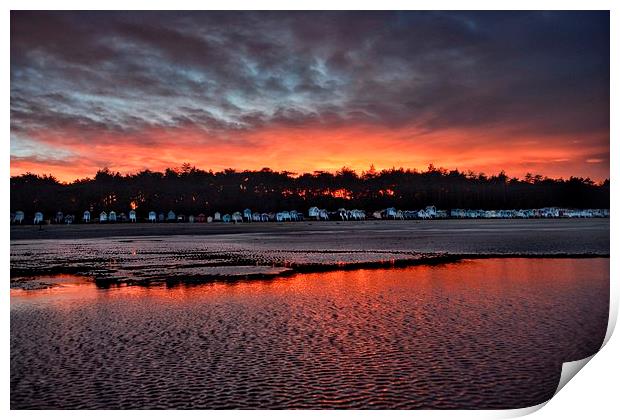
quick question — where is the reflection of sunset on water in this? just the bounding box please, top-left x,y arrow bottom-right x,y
11,258 -> 609,408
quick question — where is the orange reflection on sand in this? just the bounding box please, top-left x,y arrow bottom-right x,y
11,258 -> 609,319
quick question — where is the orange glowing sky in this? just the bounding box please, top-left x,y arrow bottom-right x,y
10,11 -> 609,183
10,123 -> 610,183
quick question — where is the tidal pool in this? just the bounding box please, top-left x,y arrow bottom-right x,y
10,258 -> 609,409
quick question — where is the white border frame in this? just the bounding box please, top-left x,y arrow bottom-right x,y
3,2 -> 617,419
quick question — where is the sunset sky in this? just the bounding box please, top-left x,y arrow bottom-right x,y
10,11 -> 610,183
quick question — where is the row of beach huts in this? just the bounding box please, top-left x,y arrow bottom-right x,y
10,206 -> 609,225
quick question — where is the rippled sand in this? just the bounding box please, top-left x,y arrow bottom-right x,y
10,258 -> 609,409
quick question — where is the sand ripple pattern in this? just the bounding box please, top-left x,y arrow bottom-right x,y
11,259 -> 609,409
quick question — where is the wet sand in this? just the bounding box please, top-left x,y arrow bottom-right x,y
10,221 -> 611,409
11,218 -> 610,253
11,219 -> 609,287
11,259 -> 610,409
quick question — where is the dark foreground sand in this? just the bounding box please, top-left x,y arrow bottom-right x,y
10,219 -> 609,286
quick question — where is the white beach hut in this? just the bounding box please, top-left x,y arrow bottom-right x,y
308,206 -> 320,220
167,210 -> 176,221
99,211 -> 108,223
33,212 -> 44,224
148,211 -> 157,222
243,209 -> 252,221
232,212 -> 243,223
64,214 -> 75,224
83,210 -> 91,223
385,207 -> 397,219
214,212 -> 221,222
14,211 -> 24,224
252,213 -> 262,222
188,215 -> 195,223
55,211 -> 64,224
109,211 -> 117,222
129,210 -> 137,222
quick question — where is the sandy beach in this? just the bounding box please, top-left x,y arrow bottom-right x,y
11,218 -> 610,251
10,218 -> 609,287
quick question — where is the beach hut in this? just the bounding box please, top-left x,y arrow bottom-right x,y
99,211 -> 108,223
118,212 -> 127,222
148,211 -> 157,222
13,211 -> 24,224
177,214 -> 186,222
276,211 -> 291,222
261,213 -> 270,222
214,212 -> 221,222
252,213 -> 262,222
222,214 -> 231,223
64,214 -> 75,224
167,210 -> 176,222
83,210 -> 91,223
188,215 -> 195,223
385,207 -> 397,219
129,210 -> 137,222
33,212 -> 44,224
352,210 -> 360,220
232,212 -> 243,223
197,213 -> 206,223
109,211 -> 117,222
424,206 -> 437,218
207,216 -> 213,223
243,209 -> 252,221
319,209 -> 329,221
308,207 -> 320,220
55,211 -> 64,224
158,213 -> 165,222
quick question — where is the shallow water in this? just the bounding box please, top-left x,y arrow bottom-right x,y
11,258 -> 609,409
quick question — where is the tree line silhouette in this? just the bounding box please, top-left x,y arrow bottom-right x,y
10,164 -> 610,218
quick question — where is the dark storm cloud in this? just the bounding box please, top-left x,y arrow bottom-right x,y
11,11 -> 609,143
